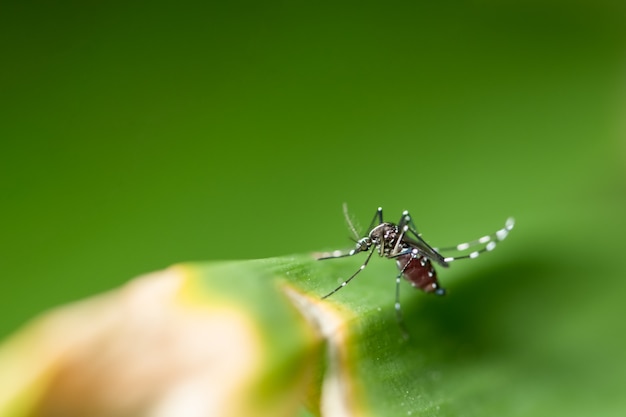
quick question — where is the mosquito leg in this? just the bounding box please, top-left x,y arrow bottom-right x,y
400,211 -> 448,266
436,217 -> 515,262
394,251 -> 415,340
388,247 -> 417,259
366,207 -> 384,232
394,211 -> 428,257
321,248 -> 376,299
397,210 -> 413,230
392,224 -> 409,256
317,247 -> 361,261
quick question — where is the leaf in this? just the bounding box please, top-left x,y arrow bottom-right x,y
0,255 -> 374,417
2,233 -> 624,417
0,260 -> 316,417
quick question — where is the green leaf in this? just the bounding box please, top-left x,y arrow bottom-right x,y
2,230 -> 625,417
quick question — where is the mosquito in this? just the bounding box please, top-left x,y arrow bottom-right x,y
318,204 -> 515,337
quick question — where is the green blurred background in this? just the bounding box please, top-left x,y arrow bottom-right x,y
1,0 -> 625,414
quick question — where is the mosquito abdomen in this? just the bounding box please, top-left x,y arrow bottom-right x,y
396,254 -> 446,296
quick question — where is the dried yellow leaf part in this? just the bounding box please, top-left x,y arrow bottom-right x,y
0,267 -> 267,417
282,285 -> 370,417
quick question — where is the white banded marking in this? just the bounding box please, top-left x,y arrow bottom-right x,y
505,217 -> 515,230
456,242 -> 470,251
496,228 -> 509,241
479,235 -> 492,244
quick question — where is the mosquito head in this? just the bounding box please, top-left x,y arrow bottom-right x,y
355,237 -> 371,253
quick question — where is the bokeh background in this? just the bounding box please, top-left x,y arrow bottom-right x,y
1,0 -> 626,414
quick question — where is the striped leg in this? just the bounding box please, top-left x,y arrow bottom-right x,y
321,247 -> 376,299
435,217 -> 515,262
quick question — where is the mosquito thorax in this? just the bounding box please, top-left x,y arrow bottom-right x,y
369,222 -> 399,246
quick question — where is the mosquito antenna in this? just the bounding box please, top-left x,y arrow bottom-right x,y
342,202 -> 361,240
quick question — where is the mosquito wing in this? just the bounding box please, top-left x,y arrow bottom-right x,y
402,233 -> 449,267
